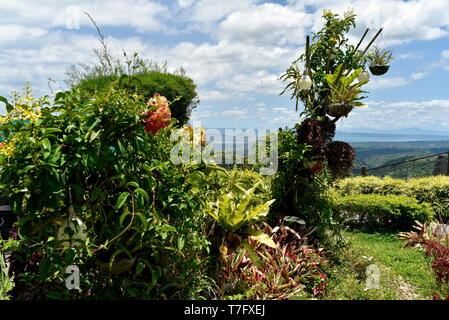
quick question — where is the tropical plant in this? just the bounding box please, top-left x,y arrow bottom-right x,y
326,64 -> 368,106
220,220 -> 328,299
0,85 -> 215,299
0,251 -> 14,300
366,46 -> 394,66
206,185 -> 276,268
280,10 -> 369,117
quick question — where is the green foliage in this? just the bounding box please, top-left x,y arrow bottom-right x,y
280,10 -> 368,117
206,177 -> 276,269
326,64 -> 368,105
0,251 -> 14,300
335,176 -> 449,220
270,128 -> 337,240
366,46 -> 394,66
207,188 -> 275,234
75,72 -> 199,125
332,194 -> 435,231
0,86 -> 213,299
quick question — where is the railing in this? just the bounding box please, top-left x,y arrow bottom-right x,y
353,150 -> 449,179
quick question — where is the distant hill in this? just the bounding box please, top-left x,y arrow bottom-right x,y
335,131 -> 449,143
348,140 -> 449,178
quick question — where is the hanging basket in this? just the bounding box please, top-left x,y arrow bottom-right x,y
326,103 -> 353,118
95,256 -> 136,275
369,65 -> 390,76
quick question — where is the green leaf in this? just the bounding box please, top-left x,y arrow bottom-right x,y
0,96 -> 13,113
177,236 -> 185,251
134,188 -> 150,202
247,229 -> 277,248
127,181 -> 139,188
41,138 -> 51,150
44,128 -> 61,135
135,261 -> 145,276
89,130 -> 101,142
116,191 -> 130,209
241,239 -> 263,269
119,210 -> 132,226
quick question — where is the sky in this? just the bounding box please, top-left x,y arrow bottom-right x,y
1,0 -> 449,133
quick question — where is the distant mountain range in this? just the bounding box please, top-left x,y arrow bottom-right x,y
338,127 -> 449,136
335,129 -> 449,143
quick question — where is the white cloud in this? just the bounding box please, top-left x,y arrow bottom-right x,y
222,108 -> 248,116
365,76 -> 409,90
442,50 -> 449,60
342,99 -> 449,129
219,3 -> 311,46
1,0 -> 169,32
411,72 -> 427,80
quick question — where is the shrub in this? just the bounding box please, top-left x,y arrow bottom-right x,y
335,176 -> 449,220
332,194 -> 435,231
0,86 -> 213,299
270,128 -> 336,241
75,72 -> 199,125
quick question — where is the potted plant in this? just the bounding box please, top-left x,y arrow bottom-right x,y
325,65 -> 368,118
366,46 -> 393,76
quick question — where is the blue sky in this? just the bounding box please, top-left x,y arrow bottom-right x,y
1,0 -> 449,132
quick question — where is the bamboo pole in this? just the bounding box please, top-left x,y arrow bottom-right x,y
354,28 -> 370,54
344,28 -> 370,77
306,35 -> 312,78
361,28 -> 383,57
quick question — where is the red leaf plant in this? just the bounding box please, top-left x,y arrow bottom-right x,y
219,220 -> 328,299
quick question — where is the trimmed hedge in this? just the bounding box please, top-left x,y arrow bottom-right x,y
76,72 -> 199,125
335,176 -> 449,219
332,193 -> 435,231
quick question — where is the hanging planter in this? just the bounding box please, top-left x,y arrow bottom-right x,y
366,46 -> 393,76
357,69 -> 370,82
369,65 -> 390,76
57,215 -> 87,248
298,74 -> 312,90
326,102 -> 353,118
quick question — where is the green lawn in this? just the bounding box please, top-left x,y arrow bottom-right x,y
325,230 -> 438,300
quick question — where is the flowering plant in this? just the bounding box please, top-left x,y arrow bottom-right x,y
141,93 -> 171,135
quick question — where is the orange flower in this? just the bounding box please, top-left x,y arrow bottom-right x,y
0,142 -> 4,148
143,93 -> 171,135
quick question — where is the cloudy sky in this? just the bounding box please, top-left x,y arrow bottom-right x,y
1,0 -> 449,132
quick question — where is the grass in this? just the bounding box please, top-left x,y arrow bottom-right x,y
325,229 -> 438,300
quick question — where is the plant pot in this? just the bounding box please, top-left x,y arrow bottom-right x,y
369,65 -> 390,76
96,256 -> 136,275
326,103 -> 353,118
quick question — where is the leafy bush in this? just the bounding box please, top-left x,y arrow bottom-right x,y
335,176 -> 449,220
75,72 -> 199,125
0,86 -> 214,299
271,128 -> 336,241
332,194 -> 435,231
